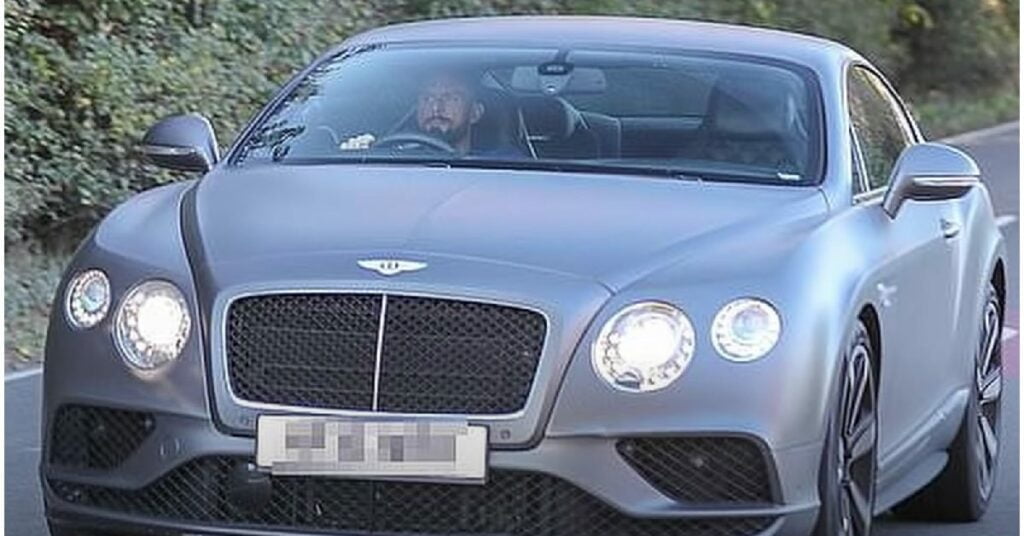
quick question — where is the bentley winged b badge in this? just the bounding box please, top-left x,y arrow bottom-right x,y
357,259 -> 428,276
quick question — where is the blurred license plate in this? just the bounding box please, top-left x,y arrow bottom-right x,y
256,416 -> 487,481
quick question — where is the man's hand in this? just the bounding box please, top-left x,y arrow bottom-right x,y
339,133 -> 376,150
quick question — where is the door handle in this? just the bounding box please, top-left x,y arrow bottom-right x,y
940,218 -> 961,239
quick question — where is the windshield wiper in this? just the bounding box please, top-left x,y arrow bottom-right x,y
276,155 -> 702,180
267,155 -> 797,184
450,158 -> 705,181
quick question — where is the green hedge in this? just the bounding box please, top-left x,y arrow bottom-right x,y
5,0 -> 382,245
4,0 -> 1019,247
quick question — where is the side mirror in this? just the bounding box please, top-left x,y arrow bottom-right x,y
881,142 -> 980,218
140,114 -> 219,173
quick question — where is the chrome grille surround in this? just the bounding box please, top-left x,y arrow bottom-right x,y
222,290 -> 550,418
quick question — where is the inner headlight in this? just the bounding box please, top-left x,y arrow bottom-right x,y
591,301 -> 696,392
711,298 -> 781,362
114,280 -> 191,370
65,269 -> 111,329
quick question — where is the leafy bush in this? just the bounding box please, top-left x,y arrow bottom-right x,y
897,0 -> 1019,92
908,87 -> 1020,139
5,0 -> 382,245
5,242 -> 67,368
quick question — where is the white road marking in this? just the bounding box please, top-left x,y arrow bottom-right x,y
1002,326 -> 1018,342
995,214 -> 1018,229
939,121 -> 1019,145
5,367 -> 42,382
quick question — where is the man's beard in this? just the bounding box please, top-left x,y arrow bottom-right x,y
422,119 -> 469,145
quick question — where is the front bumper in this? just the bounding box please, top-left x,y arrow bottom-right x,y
42,405 -> 821,536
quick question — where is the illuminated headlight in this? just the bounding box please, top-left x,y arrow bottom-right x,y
65,269 -> 111,328
711,298 -> 781,362
591,302 -> 696,392
114,280 -> 190,370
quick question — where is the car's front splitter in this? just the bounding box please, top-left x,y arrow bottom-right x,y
42,406 -> 821,536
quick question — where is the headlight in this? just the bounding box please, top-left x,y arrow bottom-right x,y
114,280 -> 191,370
711,298 -> 781,362
65,269 -> 111,329
591,302 -> 696,392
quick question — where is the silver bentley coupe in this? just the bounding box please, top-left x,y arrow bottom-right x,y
42,16 -> 1006,536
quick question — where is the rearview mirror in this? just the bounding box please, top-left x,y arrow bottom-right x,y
140,114 -> 219,173
881,142 -> 980,218
510,66 -> 607,95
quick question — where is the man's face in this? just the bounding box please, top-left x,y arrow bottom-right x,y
415,75 -> 482,144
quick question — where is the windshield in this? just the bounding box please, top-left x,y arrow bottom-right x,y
233,44 -> 823,185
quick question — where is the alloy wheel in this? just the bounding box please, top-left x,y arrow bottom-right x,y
975,288 -> 1002,501
836,332 -> 877,535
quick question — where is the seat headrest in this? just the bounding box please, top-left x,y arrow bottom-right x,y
519,96 -> 580,141
706,76 -> 796,137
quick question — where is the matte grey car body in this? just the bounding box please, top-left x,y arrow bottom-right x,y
41,16 -> 1006,536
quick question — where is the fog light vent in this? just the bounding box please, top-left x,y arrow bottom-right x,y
617,436 -> 777,504
49,404 -> 154,470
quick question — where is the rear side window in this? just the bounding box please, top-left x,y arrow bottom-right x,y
847,67 -> 913,190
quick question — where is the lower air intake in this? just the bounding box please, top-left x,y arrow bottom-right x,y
50,456 -> 775,535
48,405 -> 154,470
617,436 -> 777,504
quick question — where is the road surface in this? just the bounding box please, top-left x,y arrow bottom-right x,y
5,123 -> 1019,536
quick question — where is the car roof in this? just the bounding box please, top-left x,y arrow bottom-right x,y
343,16 -> 860,71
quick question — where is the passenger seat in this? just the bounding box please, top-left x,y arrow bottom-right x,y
688,76 -> 805,173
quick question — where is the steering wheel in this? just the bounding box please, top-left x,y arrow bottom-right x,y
373,132 -> 456,154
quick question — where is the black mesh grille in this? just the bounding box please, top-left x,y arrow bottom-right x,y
49,405 -> 154,470
617,437 -> 775,504
50,456 -> 774,536
226,293 -> 546,414
378,295 -> 546,413
227,294 -> 381,410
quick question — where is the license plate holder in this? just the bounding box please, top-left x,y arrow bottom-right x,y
256,415 -> 487,483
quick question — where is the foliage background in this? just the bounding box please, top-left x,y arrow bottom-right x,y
4,0 -> 1020,366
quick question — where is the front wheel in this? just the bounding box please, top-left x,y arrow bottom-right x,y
892,282 -> 1003,521
814,320 -> 878,536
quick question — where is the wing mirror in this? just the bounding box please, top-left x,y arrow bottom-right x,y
140,114 -> 220,173
882,142 -> 980,217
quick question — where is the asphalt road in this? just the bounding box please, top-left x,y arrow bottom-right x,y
5,124 -> 1019,536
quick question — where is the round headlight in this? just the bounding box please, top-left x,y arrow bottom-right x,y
591,302 -> 696,392
65,269 -> 111,329
114,280 -> 190,370
711,298 -> 781,362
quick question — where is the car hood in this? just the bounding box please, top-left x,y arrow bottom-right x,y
187,164 -> 829,291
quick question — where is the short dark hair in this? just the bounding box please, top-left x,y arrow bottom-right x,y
418,69 -> 480,97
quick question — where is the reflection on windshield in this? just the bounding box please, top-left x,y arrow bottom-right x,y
233,44 -> 822,185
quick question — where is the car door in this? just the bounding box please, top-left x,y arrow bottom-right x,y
847,66 -> 960,458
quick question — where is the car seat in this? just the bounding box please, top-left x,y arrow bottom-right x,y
689,75 -> 806,173
518,96 -> 621,159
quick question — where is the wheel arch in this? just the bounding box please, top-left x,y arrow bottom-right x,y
991,258 -> 1006,321
858,303 -> 882,393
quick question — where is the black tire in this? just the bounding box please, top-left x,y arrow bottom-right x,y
814,320 -> 878,536
892,283 -> 1003,521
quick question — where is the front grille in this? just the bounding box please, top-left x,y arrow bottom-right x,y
226,294 -> 381,410
49,405 -> 154,470
617,437 -> 776,504
50,456 -> 775,535
226,293 -> 546,414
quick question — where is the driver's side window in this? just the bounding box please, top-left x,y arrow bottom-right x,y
847,67 -> 914,191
